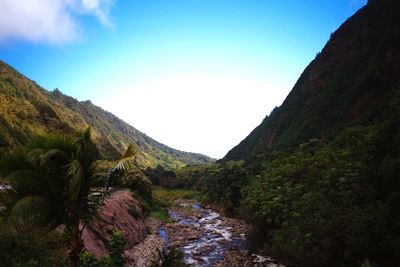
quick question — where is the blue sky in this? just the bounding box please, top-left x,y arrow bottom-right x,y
0,0 -> 367,158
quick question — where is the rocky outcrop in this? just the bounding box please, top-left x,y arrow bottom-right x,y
124,234 -> 164,267
82,190 -> 147,259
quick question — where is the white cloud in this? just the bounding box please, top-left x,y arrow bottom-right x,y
0,0 -> 115,45
80,0 -> 114,28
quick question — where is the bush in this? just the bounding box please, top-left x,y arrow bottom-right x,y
151,247 -> 185,267
79,230 -> 126,267
0,230 -> 68,267
118,168 -> 152,201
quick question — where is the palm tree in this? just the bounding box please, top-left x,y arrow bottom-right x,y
0,127 -> 137,266
65,127 -> 105,266
103,143 -> 138,197
0,134 -> 75,235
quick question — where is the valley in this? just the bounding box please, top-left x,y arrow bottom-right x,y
1,0 -> 400,266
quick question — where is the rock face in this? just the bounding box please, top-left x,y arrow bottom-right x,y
82,190 -> 147,258
224,0 -> 400,160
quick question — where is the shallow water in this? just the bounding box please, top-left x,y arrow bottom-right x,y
163,203 -> 248,267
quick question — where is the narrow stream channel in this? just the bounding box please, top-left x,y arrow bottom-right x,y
159,202 -> 248,266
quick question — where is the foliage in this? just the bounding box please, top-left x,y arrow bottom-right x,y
149,197 -> 171,223
0,60 -> 214,168
151,247 -> 185,267
205,2 -> 400,265
108,230 -> 127,267
204,160 -> 248,213
78,251 -> 100,267
172,89 -> 400,266
116,168 -> 153,201
0,230 -> 68,267
150,206 -> 171,223
152,164 -> 222,192
0,128 -> 135,266
149,187 -> 200,223
224,0 -> 400,161
152,187 -> 200,206
78,230 -> 126,267
196,118 -> 399,266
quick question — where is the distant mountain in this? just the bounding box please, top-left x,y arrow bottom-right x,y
224,0 -> 400,161
0,61 -> 214,168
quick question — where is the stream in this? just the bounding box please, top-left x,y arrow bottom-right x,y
158,200 -> 280,267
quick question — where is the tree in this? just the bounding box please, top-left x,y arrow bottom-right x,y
0,127 -> 137,266
66,127 -> 105,266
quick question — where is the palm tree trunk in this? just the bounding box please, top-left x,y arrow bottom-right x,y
69,221 -> 83,267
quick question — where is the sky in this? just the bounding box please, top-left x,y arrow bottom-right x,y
0,0 -> 367,159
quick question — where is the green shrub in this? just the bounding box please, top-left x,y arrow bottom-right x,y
0,230 -> 68,267
108,230 -> 126,267
151,247 -> 185,267
117,168 -> 153,201
79,230 -> 126,267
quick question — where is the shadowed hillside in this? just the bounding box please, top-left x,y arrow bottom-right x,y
224,0 -> 400,161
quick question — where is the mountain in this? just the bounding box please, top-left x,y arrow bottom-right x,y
224,0 -> 400,161
0,61 -> 214,168
210,1 -> 400,265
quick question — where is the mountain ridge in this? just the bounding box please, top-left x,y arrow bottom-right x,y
224,0 -> 400,160
0,60 -> 214,168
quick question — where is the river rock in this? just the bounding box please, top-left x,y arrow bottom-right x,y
124,234 -> 163,267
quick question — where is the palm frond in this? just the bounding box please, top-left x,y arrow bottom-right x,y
39,148 -> 69,166
26,148 -> 45,165
7,195 -> 52,234
0,150 -> 32,177
113,143 -> 138,171
89,161 -> 109,187
122,143 -> 138,159
7,170 -> 39,183
67,160 -> 84,203
115,157 -> 135,171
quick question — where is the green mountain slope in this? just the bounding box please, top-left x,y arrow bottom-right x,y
199,1 -> 400,265
0,61 -> 214,168
224,0 -> 400,161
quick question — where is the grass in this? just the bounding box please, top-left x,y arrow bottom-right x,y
152,187 -> 200,206
150,207 -> 171,223
149,187 -> 200,223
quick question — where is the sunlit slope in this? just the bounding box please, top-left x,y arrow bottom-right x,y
0,61 -> 214,168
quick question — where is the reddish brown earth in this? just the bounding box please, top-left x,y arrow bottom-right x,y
82,190 -> 147,258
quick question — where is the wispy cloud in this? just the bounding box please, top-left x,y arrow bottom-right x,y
0,0 -> 115,45
80,0 -> 115,28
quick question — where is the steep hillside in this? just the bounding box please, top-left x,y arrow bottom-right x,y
225,0 -> 400,160
0,61 -> 214,168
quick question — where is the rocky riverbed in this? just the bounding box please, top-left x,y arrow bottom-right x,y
151,198 -> 283,267
82,191 -> 282,267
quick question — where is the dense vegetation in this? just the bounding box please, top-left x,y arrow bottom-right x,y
224,0 -> 400,161
162,1 -> 400,266
0,128 -> 138,266
0,62 -> 214,169
169,103 -> 400,266
1,0 -> 399,266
